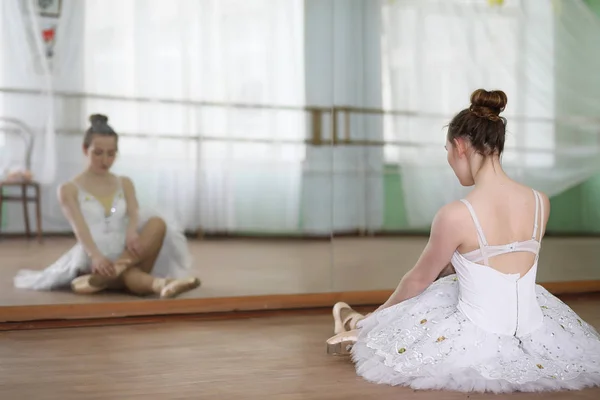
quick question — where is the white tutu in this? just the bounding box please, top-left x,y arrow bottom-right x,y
352,275 -> 600,393
13,208 -> 192,291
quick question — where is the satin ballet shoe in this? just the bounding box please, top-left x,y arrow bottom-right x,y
345,313 -> 363,332
71,259 -> 133,294
160,277 -> 201,299
332,302 -> 364,335
326,330 -> 358,356
71,274 -> 110,294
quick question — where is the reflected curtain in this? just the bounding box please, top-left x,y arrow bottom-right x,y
381,0 -> 600,229
85,0 -> 306,233
0,0 -> 58,186
0,0 -> 78,230
1,0 -> 307,234
315,0 -> 384,234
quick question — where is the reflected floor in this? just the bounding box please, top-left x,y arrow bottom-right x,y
3,235 -> 600,307
0,237 -> 333,306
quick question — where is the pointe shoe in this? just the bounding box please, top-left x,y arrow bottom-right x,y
160,277 -> 201,299
71,274 -> 110,294
332,302 -> 364,335
71,259 -> 133,294
326,330 -> 358,356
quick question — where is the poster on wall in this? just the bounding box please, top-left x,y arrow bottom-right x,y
37,0 -> 62,62
25,0 -> 62,73
41,24 -> 56,60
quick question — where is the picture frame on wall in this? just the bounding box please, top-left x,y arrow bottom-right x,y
35,0 -> 62,18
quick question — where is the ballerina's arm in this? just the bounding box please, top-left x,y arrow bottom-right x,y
58,183 -> 103,259
437,262 -> 456,278
375,201 -> 467,312
121,176 -> 140,235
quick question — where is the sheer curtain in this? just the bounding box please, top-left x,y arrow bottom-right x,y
81,0 -> 306,233
0,0 -> 59,184
382,0 -> 600,229
1,0 -> 306,233
0,0 -> 80,232
329,0 -> 384,234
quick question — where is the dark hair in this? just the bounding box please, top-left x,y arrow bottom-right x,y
83,114 -> 118,149
447,89 -> 508,156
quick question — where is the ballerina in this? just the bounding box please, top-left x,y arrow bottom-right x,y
326,89 -> 600,393
14,114 -> 201,298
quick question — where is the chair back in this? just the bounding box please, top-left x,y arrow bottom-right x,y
0,118 -> 34,176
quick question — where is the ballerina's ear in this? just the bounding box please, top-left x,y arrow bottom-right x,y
452,137 -> 470,158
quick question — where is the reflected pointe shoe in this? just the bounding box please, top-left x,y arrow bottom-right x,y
326,330 -> 358,356
71,274 -> 110,294
71,259 -> 133,294
160,277 -> 201,299
332,302 -> 364,335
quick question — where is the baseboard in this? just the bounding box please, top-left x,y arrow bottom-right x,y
4,230 -> 600,240
539,280 -> 600,295
0,290 -> 390,325
0,306 -> 369,332
1,279 -> 599,330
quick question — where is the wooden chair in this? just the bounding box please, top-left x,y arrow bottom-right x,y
0,118 -> 43,242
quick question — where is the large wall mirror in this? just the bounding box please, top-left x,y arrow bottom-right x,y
3,0 -> 600,325
0,0 -> 337,323
330,0 -> 600,299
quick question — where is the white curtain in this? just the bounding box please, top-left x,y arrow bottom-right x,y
0,0 -> 60,184
7,0 -> 598,235
84,0 -> 306,233
1,0 -> 307,234
381,0 -> 600,229
0,0 -> 79,232
311,0 -> 384,234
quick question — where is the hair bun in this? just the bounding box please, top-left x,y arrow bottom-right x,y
89,114 -> 108,125
469,89 -> 507,122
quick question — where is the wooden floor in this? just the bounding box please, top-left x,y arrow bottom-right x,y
1,295 -> 599,399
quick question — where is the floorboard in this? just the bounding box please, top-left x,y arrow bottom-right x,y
0,295 -> 599,399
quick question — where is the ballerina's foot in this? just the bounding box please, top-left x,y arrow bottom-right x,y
112,258 -> 135,277
160,277 -> 201,299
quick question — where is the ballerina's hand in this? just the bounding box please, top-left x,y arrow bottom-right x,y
126,231 -> 144,258
91,255 -> 115,277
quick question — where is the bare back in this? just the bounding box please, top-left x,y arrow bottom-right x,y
457,182 -> 550,277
